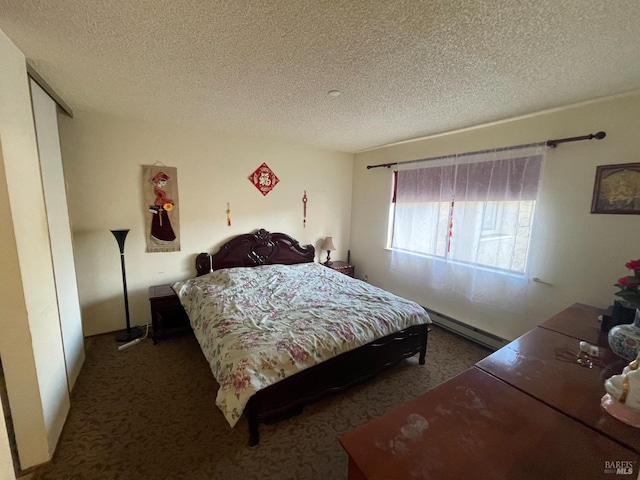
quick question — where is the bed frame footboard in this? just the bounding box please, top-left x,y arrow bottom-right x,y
244,323 -> 429,446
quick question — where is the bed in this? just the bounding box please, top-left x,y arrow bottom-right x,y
173,228 -> 431,445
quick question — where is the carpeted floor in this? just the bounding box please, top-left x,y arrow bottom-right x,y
29,325 -> 490,480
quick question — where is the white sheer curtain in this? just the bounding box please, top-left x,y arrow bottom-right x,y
390,143 -> 546,313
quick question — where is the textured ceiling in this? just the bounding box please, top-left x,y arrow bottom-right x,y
1,1 -> 640,153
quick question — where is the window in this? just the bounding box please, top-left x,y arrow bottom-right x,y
392,198 -> 536,274
389,144 -> 546,310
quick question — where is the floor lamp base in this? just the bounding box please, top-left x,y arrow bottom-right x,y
115,327 -> 143,343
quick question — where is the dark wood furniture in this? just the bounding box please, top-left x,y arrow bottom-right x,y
148,284 -> 190,343
341,303 -> 640,479
538,302 -> 609,347
477,310 -> 638,454
340,367 -> 638,480
194,228 -> 316,274
191,228 -> 429,446
326,260 -> 355,277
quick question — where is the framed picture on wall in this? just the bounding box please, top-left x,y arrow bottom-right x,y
591,163 -> 640,214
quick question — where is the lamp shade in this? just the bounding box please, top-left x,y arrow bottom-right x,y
111,229 -> 129,253
321,237 -> 336,251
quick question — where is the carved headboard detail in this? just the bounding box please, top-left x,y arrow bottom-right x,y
195,229 -> 315,276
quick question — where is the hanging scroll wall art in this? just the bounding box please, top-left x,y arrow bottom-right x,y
249,162 -> 279,196
143,165 -> 181,252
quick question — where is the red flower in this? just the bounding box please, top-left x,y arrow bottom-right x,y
618,276 -> 640,288
232,372 -> 251,393
625,259 -> 640,271
615,261 -> 640,309
288,345 -> 308,362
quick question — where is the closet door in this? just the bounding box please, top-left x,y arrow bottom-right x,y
30,79 -> 85,389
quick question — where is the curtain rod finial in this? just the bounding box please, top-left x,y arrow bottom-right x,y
547,131 -> 606,148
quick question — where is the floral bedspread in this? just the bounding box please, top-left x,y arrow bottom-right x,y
172,262 -> 431,427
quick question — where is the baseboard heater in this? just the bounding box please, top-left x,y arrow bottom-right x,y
424,308 -> 509,351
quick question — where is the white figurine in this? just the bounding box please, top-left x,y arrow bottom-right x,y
602,353 -> 640,427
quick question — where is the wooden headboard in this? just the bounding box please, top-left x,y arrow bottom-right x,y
195,228 -> 315,276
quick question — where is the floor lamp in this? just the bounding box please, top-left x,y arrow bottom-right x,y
111,229 -> 142,342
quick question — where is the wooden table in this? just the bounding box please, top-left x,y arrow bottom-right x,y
340,304 -> 640,479
325,260 -> 355,278
340,367 -> 638,480
538,302 -> 608,347
476,326 -> 638,454
148,284 -> 191,343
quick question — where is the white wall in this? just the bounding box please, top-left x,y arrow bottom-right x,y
0,28 -> 69,469
351,92 -> 640,341
58,111 -> 354,336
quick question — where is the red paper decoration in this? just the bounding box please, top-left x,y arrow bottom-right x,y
248,163 -> 279,196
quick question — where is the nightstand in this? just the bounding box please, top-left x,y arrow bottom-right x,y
325,261 -> 355,278
148,284 -> 190,343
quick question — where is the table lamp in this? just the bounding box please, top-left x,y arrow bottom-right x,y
321,236 -> 336,266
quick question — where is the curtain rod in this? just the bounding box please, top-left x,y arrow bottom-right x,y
366,131 -> 606,170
